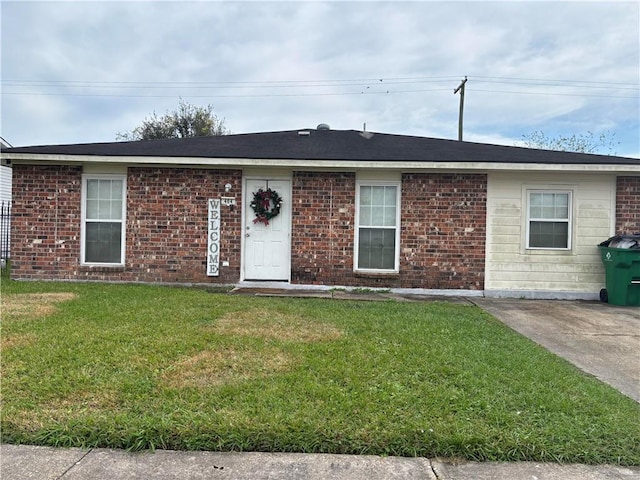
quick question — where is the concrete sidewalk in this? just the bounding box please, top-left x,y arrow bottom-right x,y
2,444 -> 639,480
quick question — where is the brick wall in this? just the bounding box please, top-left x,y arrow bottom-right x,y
13,166 -> 486,289
291,172 -> 356,285
616,176 -> 640,234
290,171 -> 487,290
125,167 -> 242,283
400,173 -> 486,290
11,165 -> 242,283
11,165 -> 82,279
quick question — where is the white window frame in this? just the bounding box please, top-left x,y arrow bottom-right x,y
81,174 -> 127,265
354,180 -> 401,273
525,190 -> 572,250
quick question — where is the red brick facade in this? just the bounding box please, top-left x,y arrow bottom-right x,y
124,168 -> 242,283
400,173 -> 486,290
290,171 -> 487,289
11,165 -> 83,279
616,176 -> 640,234
291,172 -> 356,285
11,166 -> 242,283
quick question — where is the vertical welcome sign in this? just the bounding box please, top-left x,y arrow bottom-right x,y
207,199 -> 220,276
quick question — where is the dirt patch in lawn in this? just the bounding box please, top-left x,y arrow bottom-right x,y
161,346 -> 295,389
0,333 -> 37,351
212,308 -> 343,343
5,390 -> 121,432
1,293 -> 77,320
45,390 -> 121,412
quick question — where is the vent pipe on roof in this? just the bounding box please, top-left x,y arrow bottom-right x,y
317,123 -> 330,130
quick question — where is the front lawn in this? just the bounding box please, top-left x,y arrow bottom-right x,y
1,281 -> 638,465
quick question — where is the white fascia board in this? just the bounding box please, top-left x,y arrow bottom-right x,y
2,153 -> 639,174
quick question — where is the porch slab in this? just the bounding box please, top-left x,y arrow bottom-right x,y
229,287 -> 472,304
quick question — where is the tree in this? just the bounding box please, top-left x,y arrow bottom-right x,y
117,99 -> 229,141
520,130 -> 619,155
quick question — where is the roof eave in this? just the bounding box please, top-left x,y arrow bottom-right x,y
1,152 -> 639,174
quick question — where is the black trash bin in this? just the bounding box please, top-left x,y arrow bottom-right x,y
597,235 -> 640,306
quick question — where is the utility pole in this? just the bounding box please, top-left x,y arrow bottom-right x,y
454,76 -> 468,141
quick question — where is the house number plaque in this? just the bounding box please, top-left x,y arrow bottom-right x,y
207,198 -> 221,276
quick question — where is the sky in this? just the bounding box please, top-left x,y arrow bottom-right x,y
1,0 -> 639,157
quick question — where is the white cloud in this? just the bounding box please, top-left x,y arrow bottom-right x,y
1,1 -> 638,157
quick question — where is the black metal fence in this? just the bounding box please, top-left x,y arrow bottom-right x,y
1,201 -> 11,265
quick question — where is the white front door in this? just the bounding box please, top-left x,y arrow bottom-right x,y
244,178 -> 291,280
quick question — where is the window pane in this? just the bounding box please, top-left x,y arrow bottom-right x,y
529,221 -> 568,248
85,222 -> 122,263
530,193 -> 542,207
384,206 -> 396,226
371,205 -> 385,225
86,179 -> 124,220
87,179 -> 100,199
541,205 -> 556,219
359,205 -> 372,225
530,206 -> 542,218
530,192 -> 569,220
371,186 -> 385,205
384,186 -> 397,206
360,186 -> 372,205
555,205 -> 568,219
554,194 -> 569,219
358,228 -> 395,269
98,200 -> 112,219
86,199 -> 99,219
556,194 -> 568,206
360,185 -> 397,227
111,180 -> 123,199
111,200 -> 123,220
98,180 -> 112,199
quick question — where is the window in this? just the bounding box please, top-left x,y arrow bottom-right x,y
355,183 -> 400,271
82,175 -> 126,264
526,191 -> 571,249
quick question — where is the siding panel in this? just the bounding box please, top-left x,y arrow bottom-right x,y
0,166 -> 11,203
485,172 -> 615,296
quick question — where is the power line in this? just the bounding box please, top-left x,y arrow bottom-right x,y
2,75 -> 637,89
469,75 -> 639,88
0,88 -> 453,99
0,76 -> 459,89
1,75 -> 637,100
2,88 -> 635,100
470,89 -> 637,99
0,81 -> 449,91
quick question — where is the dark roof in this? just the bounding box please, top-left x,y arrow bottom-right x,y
2,129 -> 638,165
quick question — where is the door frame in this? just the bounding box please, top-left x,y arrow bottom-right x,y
241,171 -> 293,282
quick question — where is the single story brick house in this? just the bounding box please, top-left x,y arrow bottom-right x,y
1,126 -> 638,299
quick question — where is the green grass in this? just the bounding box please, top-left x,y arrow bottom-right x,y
1,280 -> 639,465
0,260 -> 9,280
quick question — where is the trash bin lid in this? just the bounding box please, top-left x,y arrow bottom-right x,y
598,234 -> 640,249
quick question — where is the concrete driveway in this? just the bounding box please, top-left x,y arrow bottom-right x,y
471,298 -> 640,402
